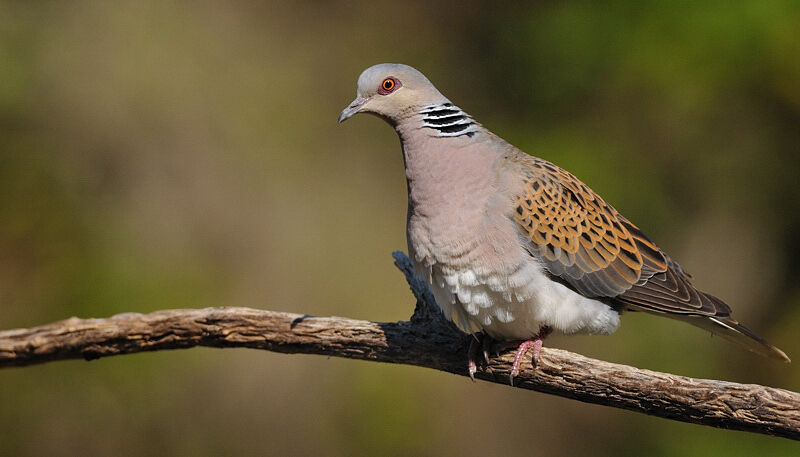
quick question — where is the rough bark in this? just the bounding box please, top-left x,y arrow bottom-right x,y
0,252 -> 797,440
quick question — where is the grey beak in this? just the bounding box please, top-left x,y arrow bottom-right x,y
338,97 -> 370,123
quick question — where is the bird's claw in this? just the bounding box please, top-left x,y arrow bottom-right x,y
467,333 -> 493,381
467,335 -> 480,382
467,327 -> 552,385
507,326 -> 552,386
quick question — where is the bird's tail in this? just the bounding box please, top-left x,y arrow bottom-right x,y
677,314 -> 791,363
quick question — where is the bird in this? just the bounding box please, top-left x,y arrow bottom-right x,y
338,63 -> 790,383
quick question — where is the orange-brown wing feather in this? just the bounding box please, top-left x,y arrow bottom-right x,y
513,157 -> 667,298
511,155 -> 789,361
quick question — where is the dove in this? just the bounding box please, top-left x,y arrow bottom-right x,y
338,63 -> 790,383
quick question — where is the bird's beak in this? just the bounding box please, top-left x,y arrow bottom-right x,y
338,97 -> 370,123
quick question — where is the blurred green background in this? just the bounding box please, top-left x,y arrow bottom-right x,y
2,1 -> 799,455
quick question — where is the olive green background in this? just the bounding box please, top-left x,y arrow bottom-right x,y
2,1 -> 799,455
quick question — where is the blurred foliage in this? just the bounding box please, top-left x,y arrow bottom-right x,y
1,1 -> 799,455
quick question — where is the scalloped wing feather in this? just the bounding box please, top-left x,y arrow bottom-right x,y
509,154 -> 789,361
512,157 -> 667,298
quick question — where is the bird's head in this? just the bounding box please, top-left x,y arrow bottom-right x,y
338,63 -> 449,125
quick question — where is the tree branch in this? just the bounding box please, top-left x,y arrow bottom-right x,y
1,252 -> 798,440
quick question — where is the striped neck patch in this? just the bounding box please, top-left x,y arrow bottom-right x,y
419,103 -> 478,138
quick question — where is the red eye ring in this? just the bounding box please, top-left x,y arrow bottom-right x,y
378,77 -> 401,95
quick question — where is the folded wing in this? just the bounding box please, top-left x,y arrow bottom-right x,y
511,155 -> 789,362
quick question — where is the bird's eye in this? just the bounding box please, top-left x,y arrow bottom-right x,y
378,77 -> 401,95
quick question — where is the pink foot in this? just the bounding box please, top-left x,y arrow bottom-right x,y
508,326 -> 552,386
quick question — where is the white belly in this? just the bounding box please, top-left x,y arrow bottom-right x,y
413,255 -> 621,340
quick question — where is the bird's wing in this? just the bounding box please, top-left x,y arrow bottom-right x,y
512,155 -> 722,314
511,155 -> 790,361
512,156 -> 667,298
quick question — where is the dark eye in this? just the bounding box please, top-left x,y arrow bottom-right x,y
378,77 -> 401,95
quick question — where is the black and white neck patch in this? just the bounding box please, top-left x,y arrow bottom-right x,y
419,103 -> 479,138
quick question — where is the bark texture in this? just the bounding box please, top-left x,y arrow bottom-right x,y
0,252 -> 797,440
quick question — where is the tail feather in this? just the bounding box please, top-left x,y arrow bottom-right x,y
678,314 -> 790,363
618,261 -> 791,363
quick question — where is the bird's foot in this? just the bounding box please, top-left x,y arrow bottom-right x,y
467,333 -> 493,381
501,326 -> 552,386
466,327 -> 552,385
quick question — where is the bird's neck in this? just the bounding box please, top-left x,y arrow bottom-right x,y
405,102 -> 480,139
393,102 -> 483,161
394,105 -> 495,213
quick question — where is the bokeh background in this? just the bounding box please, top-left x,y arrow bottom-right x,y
2,1 -> 799,455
